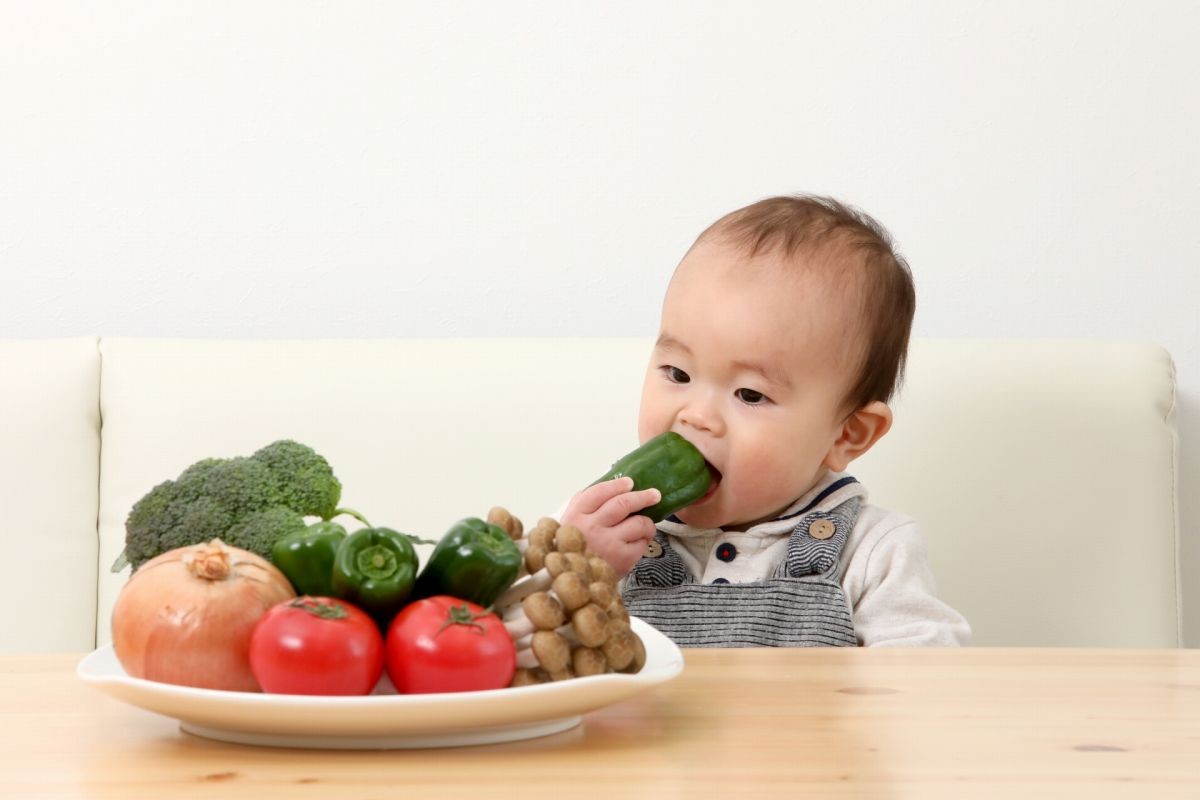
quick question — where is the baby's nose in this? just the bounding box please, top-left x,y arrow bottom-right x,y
679,398 -> 722,435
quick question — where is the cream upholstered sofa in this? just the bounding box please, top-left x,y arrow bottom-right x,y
0,337 -> 1181,653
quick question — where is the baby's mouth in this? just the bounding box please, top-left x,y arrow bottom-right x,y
698,461 -> 722,503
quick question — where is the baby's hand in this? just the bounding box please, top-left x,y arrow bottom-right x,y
559,477 -> 660,579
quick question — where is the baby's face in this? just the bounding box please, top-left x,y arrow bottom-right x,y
638,239 -> 858,530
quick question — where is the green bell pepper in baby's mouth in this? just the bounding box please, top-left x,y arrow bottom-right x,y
594,431 -> 714,522
331,527 -> 420,624
413,517 -> 522,608
271,520 -> 348,597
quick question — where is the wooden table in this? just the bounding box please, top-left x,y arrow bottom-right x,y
2,648 -> 1198,799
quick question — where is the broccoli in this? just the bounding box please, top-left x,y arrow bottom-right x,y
252,440 -> 342,520
114,439 -> 348,572
224,506 -> 309,558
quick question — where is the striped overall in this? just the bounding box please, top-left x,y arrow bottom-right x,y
622,492 -> 862,647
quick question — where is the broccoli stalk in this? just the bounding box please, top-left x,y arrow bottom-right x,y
113,440 -> 363,572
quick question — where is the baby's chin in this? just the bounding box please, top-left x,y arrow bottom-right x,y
674,496 -> 789,532
673,503 -> 742,531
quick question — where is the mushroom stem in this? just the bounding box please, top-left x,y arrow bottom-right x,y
515,648 -> 540,670
494,568 -> 552,608
553,624 -> 581,646
504,613 -> 535,640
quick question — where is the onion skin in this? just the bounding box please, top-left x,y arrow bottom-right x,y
111,539 -> 295,692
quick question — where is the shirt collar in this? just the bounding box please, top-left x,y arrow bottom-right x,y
657,470 -> 867,538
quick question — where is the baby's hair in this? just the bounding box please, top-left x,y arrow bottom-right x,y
695,194 -> 916,411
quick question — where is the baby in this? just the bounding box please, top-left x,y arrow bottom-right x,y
560,195 -> 970,647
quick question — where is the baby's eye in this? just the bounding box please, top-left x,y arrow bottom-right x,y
660,365 -> 690,384
736,388 -> 770,405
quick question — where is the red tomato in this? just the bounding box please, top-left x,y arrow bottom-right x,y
386,596 -> 515,693
249,597 -> 384,695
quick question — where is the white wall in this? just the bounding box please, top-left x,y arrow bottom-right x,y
3,2 -> 1198,643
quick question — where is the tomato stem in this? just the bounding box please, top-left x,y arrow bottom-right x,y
437,604 -> 491,636
290,597 -> 349,620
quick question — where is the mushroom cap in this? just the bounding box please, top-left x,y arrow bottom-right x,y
554,525 -> 586,553
587,556 -> 617,586
524,544 -> 548,573
543,551 -> 570,578
587,555 -> 615,583
571,603 -> 610,648
588,581 -> 616,609
552,570 -> 590,611
621,632 -> 647,674
487,506 -> 523,540
606,599 -> 631,625
510,668 -> 549,687
523,591 -> 566,630
529,522 -> 557,552
601,624 -> 636,671
572,646 -> 608,677
564,553 -> 593,582
531,630 -> 572,673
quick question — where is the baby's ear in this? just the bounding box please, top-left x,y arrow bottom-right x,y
821,401 -> 893,473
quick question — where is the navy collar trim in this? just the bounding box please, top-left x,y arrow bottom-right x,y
780,476 -> 860,520
663,475 -> 860,526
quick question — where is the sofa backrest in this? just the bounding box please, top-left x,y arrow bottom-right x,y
0,338 -> 1181,651
0,339 -> 101,652
851,339 -> 1179,647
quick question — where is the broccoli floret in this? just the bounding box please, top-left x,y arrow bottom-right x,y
191,457 -> 279,517
116,440 -> 345,572
251,440 -> 342,520
223,506 -> 307,561
123,479 -> 181,568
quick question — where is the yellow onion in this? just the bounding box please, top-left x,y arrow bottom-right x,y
111,538 -> 295,691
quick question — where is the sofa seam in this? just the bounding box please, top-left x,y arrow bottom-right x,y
93,337 -> 104,651
1164,350 -> 1182,647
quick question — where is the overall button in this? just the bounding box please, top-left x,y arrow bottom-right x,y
711,577 -> 730,584
645,540 -> 664,558
716,543 -> 738,562
810,519 -> 837,540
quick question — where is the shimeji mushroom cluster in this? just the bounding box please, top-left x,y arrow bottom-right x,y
487,508 -> 646,685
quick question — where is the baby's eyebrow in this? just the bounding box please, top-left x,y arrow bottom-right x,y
655,333 -> 691,354
731,358 -> 792,390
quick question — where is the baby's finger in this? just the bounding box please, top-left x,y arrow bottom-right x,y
630,487 -> 664,513
572,477 -> 635,514
598,487 -> 661,525
612,513 -> 657,545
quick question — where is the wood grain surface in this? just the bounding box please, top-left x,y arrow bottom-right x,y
2,647 -> 1198,799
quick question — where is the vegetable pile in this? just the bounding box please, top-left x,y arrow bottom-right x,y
109,439 -> 658,698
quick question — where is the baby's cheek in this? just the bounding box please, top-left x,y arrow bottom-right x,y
729,451 -> 776,492
729,454 -> 794,512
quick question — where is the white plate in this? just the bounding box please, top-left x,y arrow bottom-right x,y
77,617 -> 683,749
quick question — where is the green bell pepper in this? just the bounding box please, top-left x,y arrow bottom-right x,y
331,527 -> 418,624
413,517 -> 522,608
271,520 -> 347,597
594,431 -> 712,522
